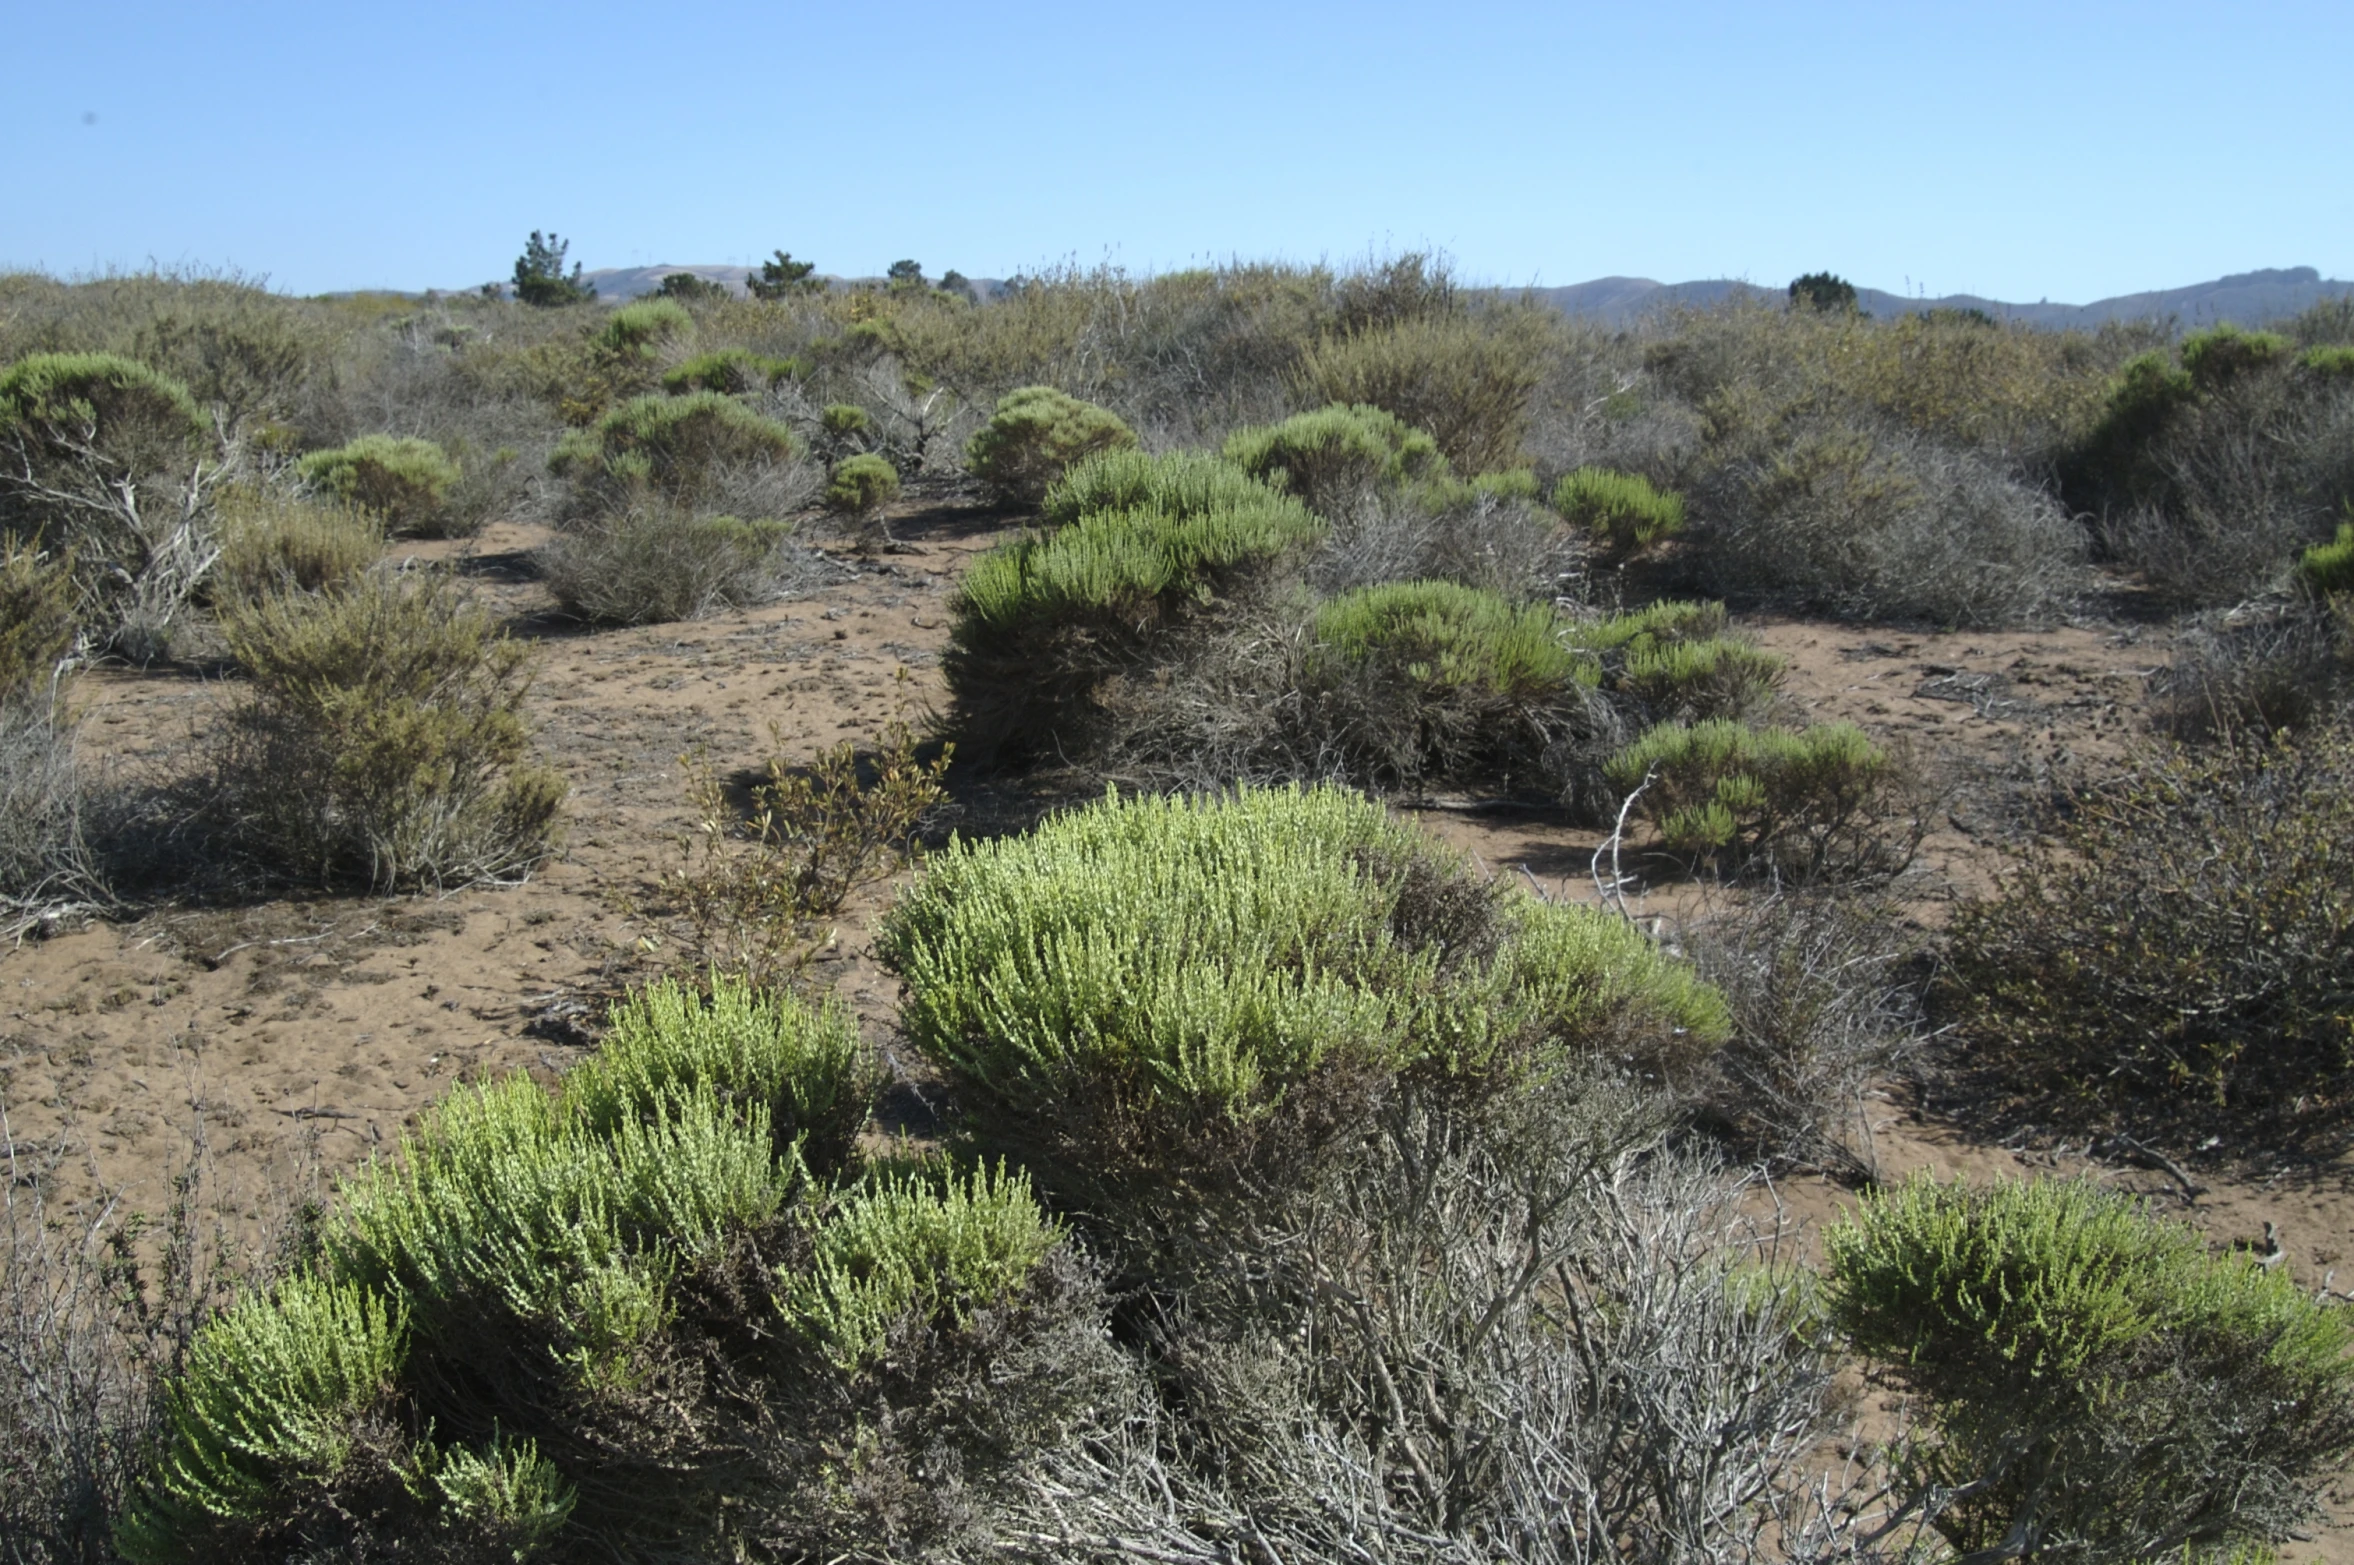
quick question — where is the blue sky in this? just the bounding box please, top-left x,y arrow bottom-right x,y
8,1 -> 2350,303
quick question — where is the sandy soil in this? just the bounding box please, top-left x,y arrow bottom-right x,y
5,492 -> 2349,1555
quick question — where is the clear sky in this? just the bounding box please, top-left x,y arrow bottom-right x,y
8,1 -> 2349,304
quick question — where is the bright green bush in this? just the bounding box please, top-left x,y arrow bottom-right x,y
0,540 -> 77,699
0,351 -> 207,486
294,435 -> 461,536
1311,580 -> 1590,699
2296,519 -> 2354,596
217,571 -> 565,890
660,348 -> 796,395
594,298 -> 692,359
2300,344 -> 2354,381
1221,402 -> 1447,511
1295,314 -> 1546,473
822,452 -> 899,518
964,385 -> 1138,505
1038,446 -> 1271,528
2181,323 -> 2291,389
1550,466 -> 1686,556
1605,719 -> 1905,877
1827,1176 -> 2354,1564
550,391 -> 798,508
879,783 -> 1726,1201
1616,637 -> 1787,721
820,402 -> 870,440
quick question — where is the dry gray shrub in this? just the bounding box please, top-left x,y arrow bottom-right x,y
538,504 -> 835,626
1306,484 -> 1581,603
0,698 -> 111,936
2149,595 -> 2353,740
1683,894 -> 1927,1178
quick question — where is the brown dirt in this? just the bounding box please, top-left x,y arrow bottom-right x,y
5,498 -> 2349,1556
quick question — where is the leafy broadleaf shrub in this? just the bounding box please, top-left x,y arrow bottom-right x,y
1605,718 -> 1915,879
549,392 -> 799,512
1944,728 -> 2354,1144
294,435 -> 461,537
1827,1176 -> 2354,1564
215,571 -> 565,890
119,976 -> 1108,1563
1221,402 -> 1447,513
944,454 -> 1324,766
963,385 -> 1137,505
659,348 -> 797,396
878,783 -> 1728,1212
1296,313 -> 1547,473
1550,465 -> 1685,557
210,484 -> 381,603
539,504 -> 803,625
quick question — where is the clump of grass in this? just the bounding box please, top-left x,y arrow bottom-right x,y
1550,465 -> 1685,557
294,435 -> 461,536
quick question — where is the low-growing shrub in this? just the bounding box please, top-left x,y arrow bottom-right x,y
2302,344 -> 2354,381
549,392 -> 799,511
0,539 -> 78,697
2181,323 -> 2291,389
879,783 -> 1727,1212
539,505 -> 804,625
1827,1175 -> 2354,1564
963,385 -> 1137,505
210,484 -> 381,603
1567,599 -> 1788,723
659,348 -> 796,395
214,571 -> 565,890
1944,728 -> 2354,1144
293,434 -> 461,536
2298,517 -> 2354,596
1550,465 -> 1686,557
1605,718 -> 1915,879
1221,402 -> 1447,513
1038,445 -> 1271,528
945,455 -> 1324,765
821,451 -> 899,533
1296,313 -> 1547,474
593,298 -> 691,360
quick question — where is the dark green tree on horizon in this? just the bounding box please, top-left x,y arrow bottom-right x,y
747,249 -> 822,300
1788,271 -> 1861,313
513,231 -> 595,307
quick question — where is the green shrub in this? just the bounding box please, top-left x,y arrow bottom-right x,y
216,571 -> 565,890
1944,728 -> 2354,1142
0,539 -> 77,699
2300,344 -> 2354,381
819,402 -> 870,440
1615,636 -> 1787,722
822,451 -> 899,518
1605,718 -> 1908,878
1827,1175 -> 2354,1564
1788,272 -> 1860,313
1311,580 -> 1587,697
1038,446 -> 1271,528
294,435 -> 461,536
1221,402 -> 1447,512
660,348 -> 795,395
539,505 -> 800,625
0,351 -> 207,492
963,385 -> 1138,505
211,484 -> 382,602
594,298 -> 691,359
1550,466 -> 1686,556
566,974 -> 881,1179
2296,518 -> 2354,596
2181,323 -> 2290,389
879,783 -> 1726,1205
1296,314 -> 1546,473
550,392 -> 798,510
946,456 -> 1324,765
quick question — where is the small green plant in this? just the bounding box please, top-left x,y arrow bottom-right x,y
1038,446 -> 1273,528
211,484 -> 383,602
294,435 -> 462,536
2299,344 -> 2354,381
217,571 -> 566,890
1827,1175 -> 2354,1564
1221,402 -> 1448,512
2295,518 -> 2354,596
1605,718 -> 1910,878
2181,323 -> 2290,389
963,386 -> 1138,505
1310,580 -> 1588,699
1550,466 -> 1686,557
660,348 -> 795,395
0,540 -> 78,698
594,299 -> 692,359
823,452 -> 900,537
510,231 -> 594,307
549,392 -> 798,509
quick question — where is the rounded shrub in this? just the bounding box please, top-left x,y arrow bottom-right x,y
594,298 -> 692,359
2296,518 -> 2354,597
1550,466 -> 1686,557
0,351 -> 207,487
549,392 -> 798,510
963,385 -> 1137,505
1038,446 -> 1274,529
294,435 -> 462,536
1220,402 -> 1448,512
1567,600 -> 1786,723
216,571 -> 566,891
1295,314 -> 1545,474
538,505 -> 798,625
1827,1175 -> 2354,1564
2300,344 -> 2354,381
1944,727 -> 2354,1144
878,783 -> 1728,1210
660,348 -> 796,395
120,975 -> 1101,1562
819,402 -> 871,441
2181,323 -> 2290,390
1604,718 -> 1909,878
822,452 -> 899,518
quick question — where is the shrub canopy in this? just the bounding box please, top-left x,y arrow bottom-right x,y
1221,402 -> 1448,511
294,435 -> 459,534
963,385 -> 1137,505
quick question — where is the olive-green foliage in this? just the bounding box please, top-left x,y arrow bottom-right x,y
1606,718 -> 1904,877
659,347 -> 797,395
1038,445 -> 1274,528
549,391 -> 797,508
1221,402 -> 1448,512
1827,1176 -> 2354,1564
0,540 -> 77,698
0,351 -> 208,486
2075,349 -> 2198,509
120,970 -> 1084,1562
1311,580 -> 1589,698
963,385 -> 1138,505
1559,601 -> 1786,723
2298,520 -> 2354,596
1788,272 -> 1860,313
211,484 -> 382,603
594,299 -> 691,359
217,572 -> 565,890
652,272 -> 731,304
1550,466 -> 1686,556
1944,728 -> 2354,1142
822,451 -> 899,516
1297,312 -> 1547,473
946,454 -> 1324,765
540,506 -> 797,626
2181,323 -> 2290,389
293,435 -> 460,536
566,973 -> 881,1178
2301,345 -> 2354,381
879,783 -> 1727,1204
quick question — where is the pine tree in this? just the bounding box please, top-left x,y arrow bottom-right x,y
747,250 -> 822,301
513,231 -> 595,307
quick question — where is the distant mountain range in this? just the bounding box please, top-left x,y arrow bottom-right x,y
538,263 -> 2353,330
